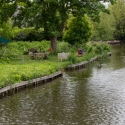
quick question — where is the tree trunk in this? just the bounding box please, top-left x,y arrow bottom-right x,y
50,37 -> 57,51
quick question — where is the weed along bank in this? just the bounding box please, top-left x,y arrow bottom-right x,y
65,52 -> 111,71
0,71 -> 63,99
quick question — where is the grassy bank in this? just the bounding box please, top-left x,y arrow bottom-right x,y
0,41 -> 110,89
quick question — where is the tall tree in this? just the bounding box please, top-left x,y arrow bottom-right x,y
0,0 -> 116,50
109,0 -> 125,40
91,12 -> 115,41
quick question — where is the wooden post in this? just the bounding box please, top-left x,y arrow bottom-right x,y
22,55 -> 24,64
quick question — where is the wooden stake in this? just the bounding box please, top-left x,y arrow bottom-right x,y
22,55 -> 24,64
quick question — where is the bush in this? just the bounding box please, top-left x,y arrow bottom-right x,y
57,41 -> 70,52
63,16 -> 92,45
0,41 -> 51,58
68,53 -> 78,64
86,42 -> 110,55
14,31 -> 28,41
0,21 -> 14,40
27,30 -> 45,41
94,44 -> 102,55
13,28 -> 45,41
86,45 -> 93,53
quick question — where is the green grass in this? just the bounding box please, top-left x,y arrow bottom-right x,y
0,41 -> 111,89
0,54 -> 70,88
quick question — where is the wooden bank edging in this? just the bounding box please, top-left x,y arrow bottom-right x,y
0,71 -> 62,99
65,52 -> 111,70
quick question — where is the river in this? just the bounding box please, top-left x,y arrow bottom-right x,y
0,44 -> 125,125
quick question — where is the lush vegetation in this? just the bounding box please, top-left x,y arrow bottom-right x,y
0,41 -> 50,58
91,12 -> 115,41
1,0 -> 124,43
0,41 -> 110,89
0,0 -> 115,50
91,0 -> 125,42
63,16 -> 92,45
0,62 -> 61,88
0,0 -> 118,89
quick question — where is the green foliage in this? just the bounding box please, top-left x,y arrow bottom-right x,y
109,0 -> 125,40
14,31 -> 28,41
0,62 -> 58,88
0,0 -> 116,51
0,24 -> 45,41
0,57 -> 10,64
13,28 -> 45,41
86,42 -> 110,55
0,21 -> 13,40
57,41 -> 70,53
95,44 -> 103,55
68,53 -> 78,64
83,53 -> 94,61
91,12 -> 115,41
0,41 -> 50,58
0,41 -> 111,89
0,41 -> 73,58
86,45 -> 93,53
63,16 -> 92,45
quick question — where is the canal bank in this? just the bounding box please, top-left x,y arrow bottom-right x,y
0,71 -> 63,99
0,52 -> 111,99
65,52 -> 111,70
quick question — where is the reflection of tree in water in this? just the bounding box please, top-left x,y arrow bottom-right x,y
66,67 -> 92,81
110,45 -> 125,69
64,68 -> 94,123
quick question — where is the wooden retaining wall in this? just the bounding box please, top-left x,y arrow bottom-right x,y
0,71 -> 62,99
65,52 -> 111,71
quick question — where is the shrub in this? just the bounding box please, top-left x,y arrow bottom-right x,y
14,31 -> 28,41
27,30 -> 45,41
0,21 -> 13,40
0,57 -> 10,64
0,41 -> 51,58
63,16 -> 92,45
68,53 -> 78,64
94,44 -> 102,55
13,28 -> 45,41
57,41 -> 70,52
86,45 -> 93,53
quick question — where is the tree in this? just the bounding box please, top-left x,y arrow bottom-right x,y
91,12 -> 115,41
0,0 -> 116,50
109,0 -> 125,40
1,20 -> 13,40
63,16 -> 92,45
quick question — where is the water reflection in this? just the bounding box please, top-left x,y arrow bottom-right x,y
110,44 -> 125,69
1,45 -> 125,124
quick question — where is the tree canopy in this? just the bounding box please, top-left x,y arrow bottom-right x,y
91,12 -> 115,41
0,0 -> 116,50
109,0 -> 125,41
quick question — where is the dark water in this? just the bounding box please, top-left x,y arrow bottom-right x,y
1,45 -> 125,125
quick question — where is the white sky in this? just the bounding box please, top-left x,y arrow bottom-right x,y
102,2 -> 109,8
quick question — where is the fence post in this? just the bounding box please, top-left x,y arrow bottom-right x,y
22,55 -> 24,64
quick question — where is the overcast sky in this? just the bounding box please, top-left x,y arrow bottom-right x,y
102,2 -> 109,8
